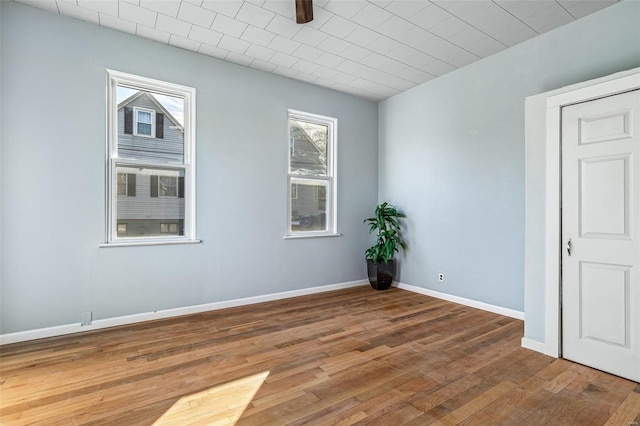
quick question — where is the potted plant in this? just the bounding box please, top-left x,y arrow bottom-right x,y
364,202 -> 407,290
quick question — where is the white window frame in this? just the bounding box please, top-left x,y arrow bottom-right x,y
105,70 -> 197,246
133,106 -> 155,138
286,109 -> 339,238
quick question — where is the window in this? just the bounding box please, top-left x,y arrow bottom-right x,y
287,109 -> 337,236
160,223 -> 179,234
117,173 -> 136,196
134,107 -> 154,137
106,70 -> 196,244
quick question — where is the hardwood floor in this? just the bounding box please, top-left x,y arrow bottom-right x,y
1,286 -> 639,425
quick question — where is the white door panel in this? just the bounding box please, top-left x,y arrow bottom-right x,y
562,90 -> 640,382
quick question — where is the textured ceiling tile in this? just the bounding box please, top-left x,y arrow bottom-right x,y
169,33 -> 201,51
177,1 -> 216,28
198,43 -> 229,59
140,0 -> 181,18
360,52 -> 389,69
188,25 -> 223,46
292,44 -> 324,61
339,44 -> 371,62
334,58 -> 360,74
429,16 -> 471,39
319,14 -> 359,39
292,59 -> 320,74
119,1 -> 157,27
305,7 -> 335,30
293,26 -> 329,47
409,4 -> 454,30
265,13 -> 301,37
218,34 -> 251,54
417,36 -> 479,67
343,26 -> 379,48
235,1 -> 276,28
312,65 -> 340,79
350,2 -> 394,29
316,35 -> 351,55
376,15 -> 414,39
322,0 -> 368,19
262,0 -> 295,18
156,13 -> 192,38
270,52 -> 299,67
440,0 -> 494,21
201,0 -> 243,17
378,59 -> 433,84
383,0 -> 430,20
461,2 -> 513,30
315,52 -> 344,68
241,25 -> 277,47
560,0 -> 617,19
483,15 -> 538,46
394,25 -> 434,49
211,13 -> 247,38
268,34 -> 302,54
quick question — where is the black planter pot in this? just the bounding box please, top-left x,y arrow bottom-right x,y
367,259 -> 396,290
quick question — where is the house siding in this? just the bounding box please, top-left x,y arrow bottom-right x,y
117,93 -> 184,163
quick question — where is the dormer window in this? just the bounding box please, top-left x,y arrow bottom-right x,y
134,107 -> 155,137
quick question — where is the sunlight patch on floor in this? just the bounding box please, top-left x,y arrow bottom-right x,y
153,371 -> 269,425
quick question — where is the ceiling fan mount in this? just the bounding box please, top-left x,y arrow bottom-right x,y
296,0 -> 313,24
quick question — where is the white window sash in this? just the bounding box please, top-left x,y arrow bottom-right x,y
106,70 -> 196,245
286,109 -> 338,238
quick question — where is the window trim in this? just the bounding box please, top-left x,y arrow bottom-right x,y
286,109 -> 338,238
133,106 -> 156,138
106,70 -> 197,245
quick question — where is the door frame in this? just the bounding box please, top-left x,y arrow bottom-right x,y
541,70 -> 640,357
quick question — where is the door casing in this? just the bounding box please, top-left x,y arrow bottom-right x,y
540,70 -> 640,357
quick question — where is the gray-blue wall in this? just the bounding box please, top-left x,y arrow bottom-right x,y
0,2 -> 378,334
378,0 -> 640,342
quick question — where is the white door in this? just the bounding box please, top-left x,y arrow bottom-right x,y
562,89 -> 640,382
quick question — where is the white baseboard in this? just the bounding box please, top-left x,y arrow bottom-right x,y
521,337 -> 548,354
0,280 -> 368,345
393,281 -> 525,320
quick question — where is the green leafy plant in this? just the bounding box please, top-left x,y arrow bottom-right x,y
364,202 -> 407,264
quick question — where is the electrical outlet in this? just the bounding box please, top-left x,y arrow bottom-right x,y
438,273 -> 444,283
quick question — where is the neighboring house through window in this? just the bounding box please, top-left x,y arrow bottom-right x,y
287,109 -> 337,237
106,70 -> 196,244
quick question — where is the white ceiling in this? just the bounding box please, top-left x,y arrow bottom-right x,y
16,0 -> 619,101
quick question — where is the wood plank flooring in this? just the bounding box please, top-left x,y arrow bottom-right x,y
1,286 -> 639,425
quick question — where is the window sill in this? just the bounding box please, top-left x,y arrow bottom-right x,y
283,233 -> 342,240
99,239 -> 201,248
